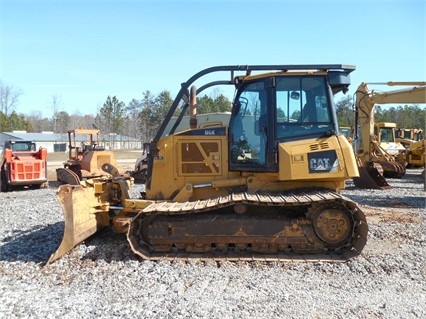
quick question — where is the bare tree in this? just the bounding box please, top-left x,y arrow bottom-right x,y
69,112 -> 83,129
0,80 -> 22,116
55,111 -> 70,133
25,111 -> 52,132
50,94 -> 62,132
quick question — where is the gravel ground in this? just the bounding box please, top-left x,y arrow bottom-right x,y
0,169 -> 425,319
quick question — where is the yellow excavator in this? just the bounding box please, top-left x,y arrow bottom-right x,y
48,64 -> 368,264
352,82 -> 426,189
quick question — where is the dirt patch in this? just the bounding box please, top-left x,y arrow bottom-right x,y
362,237 -> 400,255
362,206 -> 423,224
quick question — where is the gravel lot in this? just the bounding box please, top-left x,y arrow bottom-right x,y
0,169 -> 425,319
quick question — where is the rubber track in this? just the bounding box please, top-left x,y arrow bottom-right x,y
127,189 -> 368,262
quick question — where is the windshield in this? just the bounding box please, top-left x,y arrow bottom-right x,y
229,74 -> 336,171
275,76 -> 333,139
379,128 -> 394,143
11,142 -> 36,151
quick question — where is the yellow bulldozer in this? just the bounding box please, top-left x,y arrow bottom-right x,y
403,140 -> 426,169
395,128 -> 425,168
374,122 -> 407,166
352,82 -> 426,189
56,128 -> 124,185
48,64 -> 368,264
396,128 -> 423,142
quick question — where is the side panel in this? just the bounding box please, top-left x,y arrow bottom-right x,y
148,128 -> 233,200
177,139 -> 222,176
278,135 -> 358,181
79,151 -> 118,176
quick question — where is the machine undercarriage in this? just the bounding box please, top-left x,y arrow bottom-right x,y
128,189 -> 368,261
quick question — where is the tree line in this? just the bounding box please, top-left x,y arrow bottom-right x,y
335,95 -> 425,130
1,79 -> 424,144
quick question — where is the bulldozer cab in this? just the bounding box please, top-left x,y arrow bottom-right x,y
228,71 -> 346,173
396,128 -> 424,141
67,128 -> 103,160
145,65 -> 355,191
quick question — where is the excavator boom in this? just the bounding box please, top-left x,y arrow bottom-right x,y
353,82 -> 426,188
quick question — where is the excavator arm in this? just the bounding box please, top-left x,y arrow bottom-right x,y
353,82 -> 426,188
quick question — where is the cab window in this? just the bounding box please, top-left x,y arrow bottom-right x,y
275,76 -> 333,139
230,81 -> 267,166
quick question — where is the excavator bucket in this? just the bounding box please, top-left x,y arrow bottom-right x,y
353,159 -> 391,189
47,184 -> 111,264
380,161 -> 406,178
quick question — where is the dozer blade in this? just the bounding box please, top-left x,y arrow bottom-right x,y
353,161 -> 391,189
47,184 -> 111,264
56,168 -> 80,185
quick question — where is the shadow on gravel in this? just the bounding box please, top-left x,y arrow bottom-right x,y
80,228 -> 139,263
0,223 -> 139,264
344,169 -> 425,209
400,173 -> 424,184
0,222 -> 63,264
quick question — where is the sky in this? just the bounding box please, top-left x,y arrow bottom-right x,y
0,0 -> 425,119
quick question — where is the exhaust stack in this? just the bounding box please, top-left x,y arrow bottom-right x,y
189,85 -> 197,129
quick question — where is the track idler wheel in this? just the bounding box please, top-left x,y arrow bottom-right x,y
309,203 -> 354,249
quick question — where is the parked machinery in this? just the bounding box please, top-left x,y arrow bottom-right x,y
0,140 -> 48,192
395,128 -> 425,168
400,138 -> 426,169
353,82 -> 426,189
339,127 -> 353,143
374,122 -> 407,166
396,128 -> 423,142
56,128 -> 123,185
48,64 -> 368,264
128,142 -> 150,183
405,139 -> 426,168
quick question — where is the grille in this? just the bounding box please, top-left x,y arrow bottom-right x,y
309,142 -> 329,151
